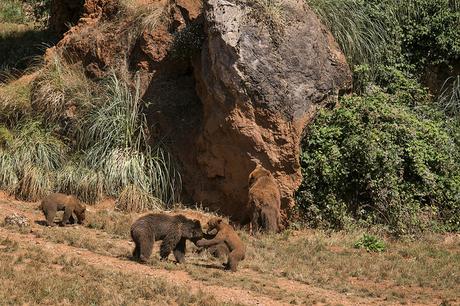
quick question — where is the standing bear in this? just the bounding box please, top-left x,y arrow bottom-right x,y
248,164 -> 282,233
130,213 -> 203,263
196,218 -> 245,272
40,193 -> 86,227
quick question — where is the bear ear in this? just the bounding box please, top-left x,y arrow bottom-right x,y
217,218 -> 223,224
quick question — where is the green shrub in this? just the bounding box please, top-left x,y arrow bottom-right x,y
296,89 -> 460,234
397,0 -> 460,71
354,234 -> 386,252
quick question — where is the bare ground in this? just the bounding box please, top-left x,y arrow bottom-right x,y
0,195 -> 459,306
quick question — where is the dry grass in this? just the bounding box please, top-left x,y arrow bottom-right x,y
249,0 -> 286,45
242,230 -> 460,303
1,199 -> 458,305
30,54 -> 96,123
85,209 -> 135,239
0,74 -> 33,123
14,165 -> 53,201
34,225 -> 132,258
116,183 -> 163,212
0,237 -> 230,306
121,0 -> 172,35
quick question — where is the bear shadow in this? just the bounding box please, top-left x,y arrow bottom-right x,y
34,220 -> 49,226
191,262 -> 226,270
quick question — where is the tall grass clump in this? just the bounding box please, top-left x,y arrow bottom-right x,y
0,121 -> 67,200
438,75 -> 460,117
12,121 -> 68,173
77,73 -> 181,211
116,184 -> 162,212
306,0 -> 460,80
0,150 -> 18,192
0,76 -> 32,124
31,55 -> 96,125
56,160 -> 104,204
306,0 -> 397,75
14,165 -> 53,201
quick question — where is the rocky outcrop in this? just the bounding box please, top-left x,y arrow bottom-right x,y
178,0 -> 351,221
49,0 -> 85,35
46,0 -> 351,223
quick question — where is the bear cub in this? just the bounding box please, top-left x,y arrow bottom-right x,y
40,193 -> 86,227
248,164 -> 282,233
196,218 -> 245,272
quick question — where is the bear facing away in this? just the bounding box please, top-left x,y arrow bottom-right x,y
196,218 -> 245,272
40,193 -> 86,227
248,164 -> 282,233
130,213 -> 203,263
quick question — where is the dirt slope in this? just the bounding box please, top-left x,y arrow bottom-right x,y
0,195 -> 457,305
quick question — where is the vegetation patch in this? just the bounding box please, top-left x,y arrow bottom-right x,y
354,234 -> 386,252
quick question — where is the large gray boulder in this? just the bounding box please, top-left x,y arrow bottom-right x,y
185,0 -> 352,221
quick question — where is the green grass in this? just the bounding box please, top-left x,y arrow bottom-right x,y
306,0 -> 394,73
56,160 -> 104,204
0,120 -> 67,200
354,233 -> 386,252
0,0 -> 26,23
77,74 -> 182,209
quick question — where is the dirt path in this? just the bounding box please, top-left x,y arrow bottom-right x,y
0,197 -> 444,305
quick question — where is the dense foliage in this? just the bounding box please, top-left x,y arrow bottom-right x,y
296,0 -> 460,234
296,84 -> 460,234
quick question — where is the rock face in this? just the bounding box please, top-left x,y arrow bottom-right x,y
181,0 -> 351,221
46,0 -> 351,223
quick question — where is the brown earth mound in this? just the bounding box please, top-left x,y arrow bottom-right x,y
45,0 -> 351,223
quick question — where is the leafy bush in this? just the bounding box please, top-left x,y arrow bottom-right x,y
296,89 -> 460,234
398,0 -> 460,71
354,234 -> 386,252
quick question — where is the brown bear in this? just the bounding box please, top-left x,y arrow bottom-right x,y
196,218 -> 245,272
130,213 -> 203,264
40,193 -> 86,227
248,164 -> 282,233
195,232 -> 230,259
